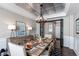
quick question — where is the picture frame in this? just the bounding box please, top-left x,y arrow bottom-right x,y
16,21 -> 26,36
76,18 -> 79,34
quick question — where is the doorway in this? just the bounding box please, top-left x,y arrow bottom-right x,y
45,19 -> 63,55
44,19 -> 63,48
36,19 -> 63,49
53,19 -> 63,49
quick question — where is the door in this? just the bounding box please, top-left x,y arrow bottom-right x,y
53,19 -> 63,48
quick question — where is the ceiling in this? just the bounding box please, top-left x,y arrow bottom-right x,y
15,3 -> 66,16
0,3 -> 70,20
31,3 -> 65,15
15,3 -> 39,16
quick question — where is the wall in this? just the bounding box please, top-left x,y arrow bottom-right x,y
62,3 -> 79,55
0,7 -> 36,38
63,3 -> 79,56
0,7 -> 36,50
73,13 -> 79,56
63,13 -> 79,56
63,15 -> 74,49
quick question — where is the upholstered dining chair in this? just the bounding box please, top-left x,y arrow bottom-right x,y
8,42 -> 26,56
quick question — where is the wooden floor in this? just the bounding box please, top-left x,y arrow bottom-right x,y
55,39 -> 76,56
61,47 -> 76,56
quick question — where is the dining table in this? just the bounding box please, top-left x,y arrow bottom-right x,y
25,38 -> 54,56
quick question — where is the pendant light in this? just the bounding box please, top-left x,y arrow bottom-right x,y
36,4 -> 45,23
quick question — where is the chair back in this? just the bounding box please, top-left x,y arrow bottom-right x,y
48,42 -> 55,56
8,42 -> 26,56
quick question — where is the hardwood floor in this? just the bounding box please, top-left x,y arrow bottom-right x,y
61,47 -> 76,56
54,39 -> 77,56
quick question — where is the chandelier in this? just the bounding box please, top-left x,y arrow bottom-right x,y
36,4 -> 46,23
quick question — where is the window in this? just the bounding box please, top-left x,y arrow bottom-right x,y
76,18 -> 79,34
48,23 -> 53,32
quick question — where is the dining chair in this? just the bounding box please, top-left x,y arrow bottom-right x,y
40,42 -> 55,56
8,42 -> 26,56
48,42 -> 55,56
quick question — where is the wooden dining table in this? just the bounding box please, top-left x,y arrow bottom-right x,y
25,38 -> 53,56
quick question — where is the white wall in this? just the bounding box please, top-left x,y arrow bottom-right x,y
0,7 -> 36,37
63,15 -> 74,49
63,11 -> 79,55
66,3 -> 79,55
63,15 -> 70,48
0,7 -> 36,50
72,12 -> 79,56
